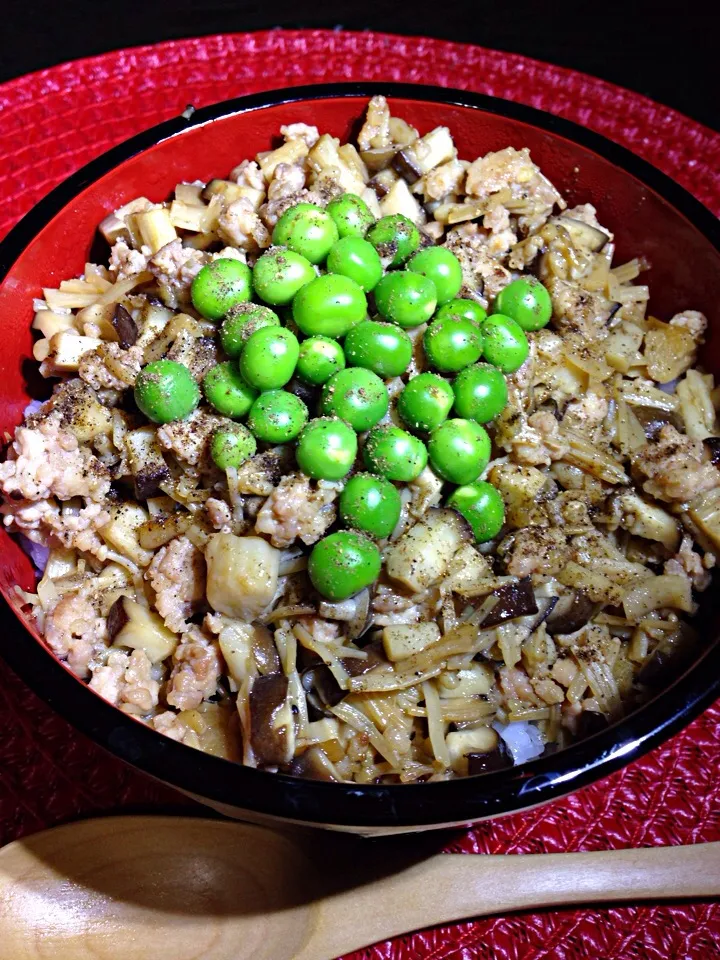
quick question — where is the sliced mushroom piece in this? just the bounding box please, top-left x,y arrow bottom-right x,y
391,126 -> 455,183
574,710 -> 610,739
111,303 -> 138,348
467,738 -> 512,776
521,595 -> 559,633
318,588 -> 371,641
360,146 -> 398,173
285,746 -> 338,782
631,405 -> 682,439
340,642 -> 384,676
545,591 -> 596,636
252,625 -> 282,676
346,589 -> 372,641
704,437 -> 720,465
301,664 -> 345,719
249,673 -> 295,766
392,148 -> 424,184
554,215 -> 610,253
636,627 -> 697,691
368,168 -> 398,199
125,427 -> 171,501
481,578 -> 538,628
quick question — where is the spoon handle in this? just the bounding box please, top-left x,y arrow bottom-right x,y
308,841 -> 720,960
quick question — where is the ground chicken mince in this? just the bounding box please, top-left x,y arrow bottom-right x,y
4,96 -> 718,783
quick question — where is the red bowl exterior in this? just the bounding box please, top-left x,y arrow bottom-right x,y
1,84 -> 719,833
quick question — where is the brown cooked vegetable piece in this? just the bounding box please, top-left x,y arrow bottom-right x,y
249,673 -> 295,766
482,578 -> 538,628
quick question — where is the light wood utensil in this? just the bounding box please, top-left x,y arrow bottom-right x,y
0,816 -> 717,960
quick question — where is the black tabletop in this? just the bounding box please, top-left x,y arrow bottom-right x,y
3,0 -> 718,133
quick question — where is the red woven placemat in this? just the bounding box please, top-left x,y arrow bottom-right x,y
1,29 -> 719,960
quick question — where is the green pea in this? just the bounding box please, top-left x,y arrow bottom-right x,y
452,363 -> 508,423
292,274 -> 367,338
326,193 -> 375,239
366,214 -> 420,266
190,258 -> 252,321
210,424 -> 257,470
424,315 -> 484,373
407,247 -> 463,305
481,314 -> 529,373
344,320 -> 413,379
363,425 -> 427,482
296,417 -> 358,481
492,277 -> 552,331
308,530 -> 382,602
326,237 -> 383,292
238,326 -> 300,391
203,362 -> 258,418
339,473 -> 401,539
296,336 -> 346,385
320,368 -> 388,432
247,390 -> 308,444
428,418 -> 491,485
373,271 -> 437,328
397,373 -> 454,433
435,298 -> 487,326
447,481 -> 505,543
219,303 -> 280,359
134,360 -> 200,424
272,202 -> 339,264
252,249 -> 316,305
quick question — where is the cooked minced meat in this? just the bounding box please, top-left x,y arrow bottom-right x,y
6,96 -> 718,783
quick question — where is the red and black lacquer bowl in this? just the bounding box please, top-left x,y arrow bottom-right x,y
1,84 -> 719,835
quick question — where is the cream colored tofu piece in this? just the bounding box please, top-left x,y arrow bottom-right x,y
113,597 -> 178,662
382,622 -> 441,662
205,534 -> 280,621
446,726 -> 498,773
379,178 -> 426,225
437,663 -> 494,699
385,508 -> 468,592
617,491 -> 680,551
45,332 -> 103,372
100,503 -> 154,567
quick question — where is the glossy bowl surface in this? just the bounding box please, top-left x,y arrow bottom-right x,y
1,83 -> 719,834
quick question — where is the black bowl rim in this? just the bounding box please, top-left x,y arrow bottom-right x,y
1,81 -> 719,829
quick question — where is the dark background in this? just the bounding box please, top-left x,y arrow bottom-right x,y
2,0 -> 718,131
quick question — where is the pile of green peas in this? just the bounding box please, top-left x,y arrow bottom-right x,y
132,193 -> 554,601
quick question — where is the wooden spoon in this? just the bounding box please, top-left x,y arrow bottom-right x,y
0,816 -> 717,960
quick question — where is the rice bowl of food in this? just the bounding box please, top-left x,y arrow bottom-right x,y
0,83 -> 718,834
